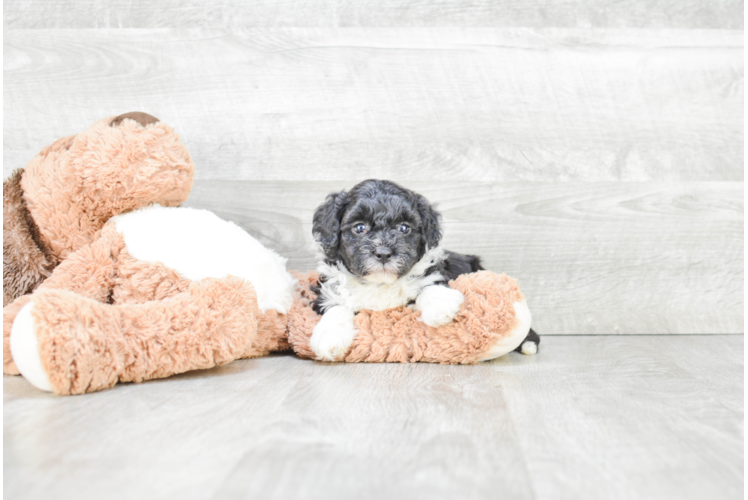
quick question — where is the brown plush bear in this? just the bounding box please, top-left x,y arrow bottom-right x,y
3,112 -> 196,377
3,114 -> 532,395
3,112 -> 194,306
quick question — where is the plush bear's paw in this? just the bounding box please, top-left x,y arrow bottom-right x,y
9,302 -> 53,392
310,306 -> 357,362
415,285 -> 465,328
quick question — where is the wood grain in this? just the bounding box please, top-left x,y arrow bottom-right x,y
183,180 -> 744,335
499,335 -> 744,500
3,0 -> 743,29
3,28 -> 742,182
3,335 -> 743,500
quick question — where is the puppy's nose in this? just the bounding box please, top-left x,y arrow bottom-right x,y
374,247 -> 393,263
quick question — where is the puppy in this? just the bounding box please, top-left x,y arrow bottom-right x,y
310,179 -> 540,361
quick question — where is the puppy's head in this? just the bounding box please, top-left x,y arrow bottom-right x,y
313,179 -> 442,283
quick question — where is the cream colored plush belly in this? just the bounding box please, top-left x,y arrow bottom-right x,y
112,205 -> 296,313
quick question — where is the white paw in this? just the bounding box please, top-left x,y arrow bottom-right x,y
478,299 -> 532,361
310,306 -> 357,362
415,285 -> 465,328
521,341 -> 538,355
10,302 -> 53,392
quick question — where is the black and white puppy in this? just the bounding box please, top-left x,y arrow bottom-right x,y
310,179 -> 539,361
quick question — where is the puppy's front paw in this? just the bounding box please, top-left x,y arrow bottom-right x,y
415,285 -> 464,328
310,306 -> 357,362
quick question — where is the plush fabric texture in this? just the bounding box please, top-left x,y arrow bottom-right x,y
3,170 -> 60,306
3,112 -> 527,394
4,111 -> 195,371
21,115 -> 195,262
4,224 -> 130,374
112,245 -> 289,357
3,221 -> 290,384
31,277 -> 260,395
3,218 -> 125,374
288,270 -> 524,364
111,205 -> 297,314
2,113 -> 195,308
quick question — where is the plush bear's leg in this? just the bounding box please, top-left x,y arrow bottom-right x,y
10,276 -> 260,395
248,309 -> 290,359
289,271 -> 532,364
3,228 -> 121,374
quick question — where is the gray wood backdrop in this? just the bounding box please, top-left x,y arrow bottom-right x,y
3,1 -> 743,334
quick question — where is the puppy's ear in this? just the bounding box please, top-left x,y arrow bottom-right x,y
313,190 -> 349,260
417,195 -> 442,251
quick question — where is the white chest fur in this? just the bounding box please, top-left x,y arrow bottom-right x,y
112,205 -> 296,313
315,247 -> 448,313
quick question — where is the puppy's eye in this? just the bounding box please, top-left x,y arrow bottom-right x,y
353,224 -> 367,235
398,224 -> 410,234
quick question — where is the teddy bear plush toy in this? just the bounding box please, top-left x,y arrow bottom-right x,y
3,113 -> 533,395
3,112 -> 297,394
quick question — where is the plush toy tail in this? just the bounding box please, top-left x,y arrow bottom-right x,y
13,276 -> 261,395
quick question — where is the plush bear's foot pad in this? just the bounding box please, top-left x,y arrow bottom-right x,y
10,302 -> 53,392
477,299 -> 532,361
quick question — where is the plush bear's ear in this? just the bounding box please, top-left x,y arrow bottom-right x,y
110,112 -> 160,127
312,191 -> 349,262
3,170 -> 60,306
417,195 -> 442,252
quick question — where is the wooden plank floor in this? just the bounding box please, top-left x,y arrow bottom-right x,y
4,335 -> 743,500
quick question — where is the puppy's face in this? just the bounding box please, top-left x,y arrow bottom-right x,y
313,180 -> 442,283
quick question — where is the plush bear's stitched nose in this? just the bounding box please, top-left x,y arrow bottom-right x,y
374,247 -> 393,263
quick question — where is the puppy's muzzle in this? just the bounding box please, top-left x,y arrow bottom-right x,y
374,247 -> 393,263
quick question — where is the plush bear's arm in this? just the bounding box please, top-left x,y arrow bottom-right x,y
3,225 -> 122,374
37,229 -> 121,299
